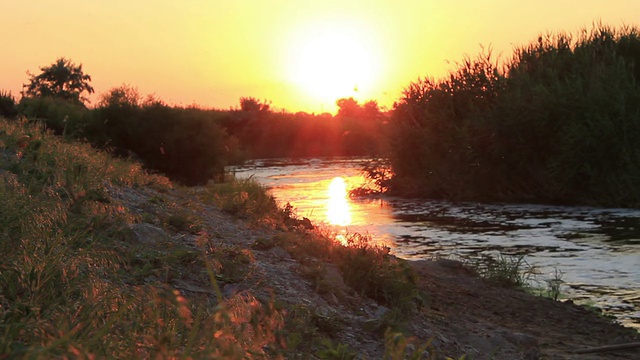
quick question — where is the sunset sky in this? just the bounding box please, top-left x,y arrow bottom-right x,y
1,1 -> 639,113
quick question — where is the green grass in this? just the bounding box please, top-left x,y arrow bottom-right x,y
470,254 -> 536,288
195,178 -> 284,224
0,118 -> 286,358
265,230 -> 423,312
0,117 -> 435,358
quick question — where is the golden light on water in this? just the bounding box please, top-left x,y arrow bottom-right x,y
326,177 -> 351,226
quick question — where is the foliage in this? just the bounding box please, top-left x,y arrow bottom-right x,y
0,118 -> 288,359
221,97 -> 387,159
471,254 -> 536,288
0,90 -> 17,118
316,339 -> 357,360
350,157 -> 394,196
17,96 -> 90,136
270,230 -> 422,311
23,57 -> 94,105
383,329 -> 435,360
388,24 -> 640,207
195,178 -> 283,223
538,268 -> 565,301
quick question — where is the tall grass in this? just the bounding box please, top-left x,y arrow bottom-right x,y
0,118 -> 286,358
0,118 -> 429,358
389,24 -> 640,207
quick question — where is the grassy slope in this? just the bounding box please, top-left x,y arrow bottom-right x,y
0,118 -> 421,359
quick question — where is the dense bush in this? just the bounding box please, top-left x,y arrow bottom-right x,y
17,96 -> 90,135
89,92 -> 235,185
222,97 -> 387,159
389,24 -> 640,207
0,91 -> 17,118
16,88 -> 236,185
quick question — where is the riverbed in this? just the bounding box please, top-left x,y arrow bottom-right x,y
230,157 -> 640,330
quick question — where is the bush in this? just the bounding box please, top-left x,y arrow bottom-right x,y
0,90 -> 17,118
389,24 -> 640,207
17,96 -> 90,136
90,100 -> 234,185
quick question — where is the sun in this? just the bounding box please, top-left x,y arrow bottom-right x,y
287,21 -> 381,108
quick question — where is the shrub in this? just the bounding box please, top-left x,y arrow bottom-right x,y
0,90 -> 17,118
17,96 -> 90,137
388,24 -> 640,207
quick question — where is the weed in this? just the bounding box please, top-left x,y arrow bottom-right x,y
196,178 -> 282,223
544,268 -> 565,300
383,329 -> 434,360
166,211 -> 202,234
471,254 -> 536,288
316,338 -> 357,360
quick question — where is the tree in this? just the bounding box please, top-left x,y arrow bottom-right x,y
99,84 -> 141,108
239,97 -> 270,113
336,97 -> 362,118
24,58 -> 94,104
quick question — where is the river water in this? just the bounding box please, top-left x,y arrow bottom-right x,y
231,157 -> 640,330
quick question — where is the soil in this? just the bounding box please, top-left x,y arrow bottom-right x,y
114,185 -> 640,360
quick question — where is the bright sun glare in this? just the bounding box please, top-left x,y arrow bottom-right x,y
327,177 -> 351,226
288,21 -> 380,107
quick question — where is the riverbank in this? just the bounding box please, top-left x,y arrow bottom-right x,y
1,118 -> 638,359
84,182 -> 640,359
232,157 -> 640,330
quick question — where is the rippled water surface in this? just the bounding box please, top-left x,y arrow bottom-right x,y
231,158 -> 640,330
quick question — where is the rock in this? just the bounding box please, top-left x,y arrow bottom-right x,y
503,331 -> 539,349
130,223 -> 171,244
322,264 -> 348,293
267,246 -> 292,260
372,305 -> 390,319
173,279 -> 216,295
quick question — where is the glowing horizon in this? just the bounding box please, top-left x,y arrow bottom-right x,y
1,1 -> 639,114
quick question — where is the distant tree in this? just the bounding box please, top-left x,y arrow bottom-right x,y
24,58 -> 94,104
336,97 -> 362,118
99,84 -> 141,108
362,100 -> 382,119
239,97 -> 270,113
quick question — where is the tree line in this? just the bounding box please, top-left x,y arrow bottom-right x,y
3,23 -> 640,207
386,24 -> 640,207
0,60 -> 386,185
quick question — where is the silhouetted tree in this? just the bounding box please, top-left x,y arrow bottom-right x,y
239,97 -> 270,113
99,84 -> 141,108
24,58 -> 94,105
336,97 -> 362,118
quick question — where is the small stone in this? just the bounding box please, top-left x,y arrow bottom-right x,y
505,331 -> 538,349
130,223 -> 171,244
268,246 -> 292,260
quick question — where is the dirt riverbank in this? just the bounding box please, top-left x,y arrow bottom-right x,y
115,184 -> 640,359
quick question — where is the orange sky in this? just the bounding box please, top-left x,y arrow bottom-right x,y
1,1 -> 639,113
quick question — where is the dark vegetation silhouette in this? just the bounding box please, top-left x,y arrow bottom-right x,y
222,96 -> 386,159
8,61 -> 385,185
387,24 -> 640,207
4,23 -> 640,206
23,57 -> 94,104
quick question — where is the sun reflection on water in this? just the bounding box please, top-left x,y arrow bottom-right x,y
327,177 -> 351,226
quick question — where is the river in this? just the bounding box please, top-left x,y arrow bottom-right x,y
230,157 -> 640,330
